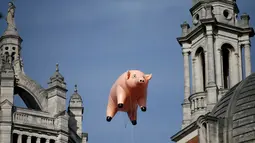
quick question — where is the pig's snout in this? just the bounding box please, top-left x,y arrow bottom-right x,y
138,78 -> 145,83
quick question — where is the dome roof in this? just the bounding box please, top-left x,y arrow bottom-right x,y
70,84 -> 82,101
49,63 -> 64,82
210,72 -> 255,143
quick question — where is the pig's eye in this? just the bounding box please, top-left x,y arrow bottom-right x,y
133,74 -> 136,78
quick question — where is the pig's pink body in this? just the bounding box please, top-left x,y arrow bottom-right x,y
106,70 -> 152,125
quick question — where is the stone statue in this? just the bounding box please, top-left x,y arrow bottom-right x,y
6,2 -> 16,30
7,54 -> 12,64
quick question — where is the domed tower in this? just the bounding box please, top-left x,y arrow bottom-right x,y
68,84 -> 84,138
0,2 -> 88,143
0,2 -> 22,142
47,64 -> 68,115
171,0 -> 254,143
177,0 -> 254,129
0,2 -> 24,75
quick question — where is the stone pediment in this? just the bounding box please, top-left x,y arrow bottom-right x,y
0,99 -> 13,108
15,73 -> 48,111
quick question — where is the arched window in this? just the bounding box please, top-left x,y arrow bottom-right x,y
221,44 -> 233,89
195,47 -> 206,91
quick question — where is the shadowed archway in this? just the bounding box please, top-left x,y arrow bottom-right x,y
195,47 -> 206,91
221,43 -> 235,89
14,86 -> 42,110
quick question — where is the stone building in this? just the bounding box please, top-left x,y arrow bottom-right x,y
171,0 -> 255,142
0,2 -> 88,143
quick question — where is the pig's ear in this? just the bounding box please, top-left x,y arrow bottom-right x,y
144,74 -> 152,80
126,70 -> 131,80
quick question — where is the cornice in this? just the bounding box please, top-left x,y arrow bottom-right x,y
189,0 -> 239,16
0,34 -> 23,43
177,20 -> 254,46
170,121 -> 198,142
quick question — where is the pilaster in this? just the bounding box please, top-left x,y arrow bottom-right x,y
192,58 -> 196,94
215,48 -> 223,90
206,25 -> 218,112
244,41 -> 251,77
0,61 -> 14,143
182,50 -> 191,101
182,50 -> 191,128
238,44 -> 243,81
232,52 -> 240,86
206,25 -> 216,87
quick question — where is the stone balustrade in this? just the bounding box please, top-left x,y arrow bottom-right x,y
189,92 -> 207,114
13,107 -> 55,130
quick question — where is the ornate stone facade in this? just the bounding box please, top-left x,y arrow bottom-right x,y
171,0 -> 254,142
0,2 -> 88,143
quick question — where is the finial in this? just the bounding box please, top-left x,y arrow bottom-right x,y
74,84 -> 78,92
56,63 -> 59,72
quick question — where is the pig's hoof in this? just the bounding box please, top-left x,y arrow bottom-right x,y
141,106 -> 146,112
131,120 -> 137,125
118,103 -> 124,108
106,116 -> 112,122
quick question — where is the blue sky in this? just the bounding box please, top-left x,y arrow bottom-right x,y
0,0 -> 255,143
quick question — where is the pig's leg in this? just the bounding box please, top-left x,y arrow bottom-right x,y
106,96 -> 117,122
116,85 -> 127,108
127,105 -> 138,125
137,92 -> 147,112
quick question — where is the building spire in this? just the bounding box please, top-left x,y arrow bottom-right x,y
74,84 -> 78,92
56,63 -> 59,72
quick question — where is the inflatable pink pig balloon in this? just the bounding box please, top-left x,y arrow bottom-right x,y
106,70 -> 152,125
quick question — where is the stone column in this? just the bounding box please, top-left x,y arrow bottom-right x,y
204,51 -> 208,88
206,25 -> 217,112
198,126 -> 207,143
36,137 -> 40,143
244,42 -> 251,77
238,44 -> 243,81
27,135 -> 31,143
182,51 -> 190,102
17,134 -> 22,143
206,27 -> 216,86
232,53 -> 240,86
192,58 -> 196,93
46,138 -> 50,143
182,50 -> 191,129
215,48 -> 222,89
